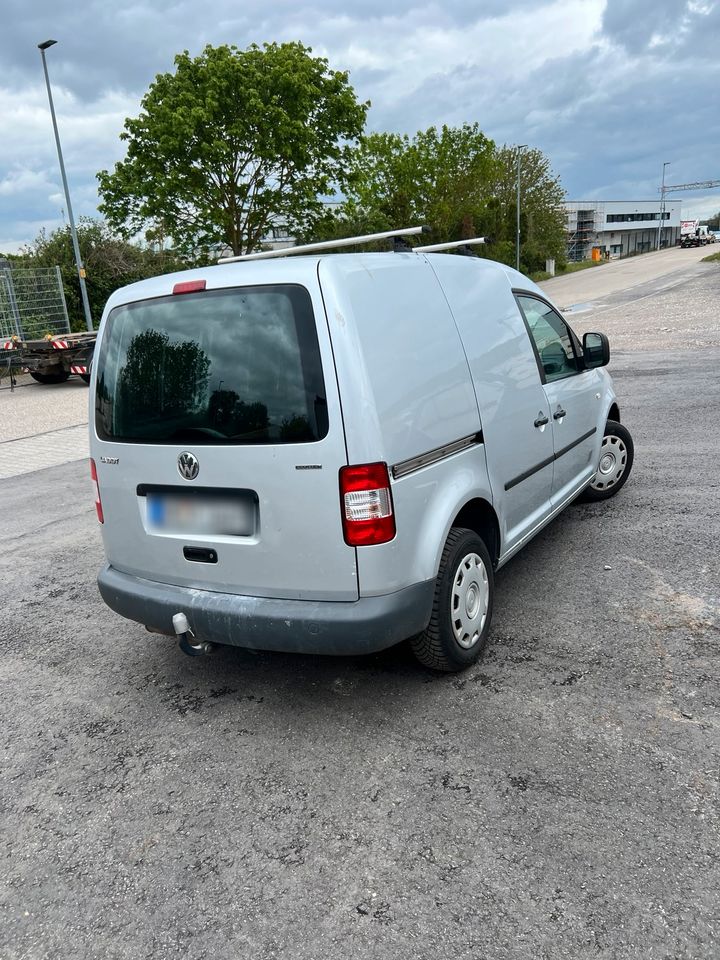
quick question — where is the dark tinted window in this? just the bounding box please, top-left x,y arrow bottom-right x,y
95,284 -> 328,444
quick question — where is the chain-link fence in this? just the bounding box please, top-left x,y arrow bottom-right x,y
0,266 -> 70,341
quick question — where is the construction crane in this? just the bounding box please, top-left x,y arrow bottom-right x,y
661,179 -> 720,195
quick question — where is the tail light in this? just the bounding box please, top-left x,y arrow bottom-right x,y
90,458 -> 104,523
340,462 -> 395,546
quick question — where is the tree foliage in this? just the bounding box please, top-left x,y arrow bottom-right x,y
97,42 -> 368,257
484,146 -> 567,272
17,218 -> 184,331
305,126 -> 567,272
309,124 -> 497,245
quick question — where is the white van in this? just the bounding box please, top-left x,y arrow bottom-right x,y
90,231 -> 633,672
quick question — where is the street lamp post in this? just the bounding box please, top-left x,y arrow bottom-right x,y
656,161 -> 670,252
38,39 -> 93,331
516,144 -> 527,271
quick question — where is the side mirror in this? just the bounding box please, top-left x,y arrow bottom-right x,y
583,331 -> 609,368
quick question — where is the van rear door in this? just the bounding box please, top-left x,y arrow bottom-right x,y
92,277 -> 357,601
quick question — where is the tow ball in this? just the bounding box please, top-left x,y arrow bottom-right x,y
172,612 -> 213,657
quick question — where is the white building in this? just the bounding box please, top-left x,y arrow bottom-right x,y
565,200 -> 682,261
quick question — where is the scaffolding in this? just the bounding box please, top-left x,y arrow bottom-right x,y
566,204 -> 598,261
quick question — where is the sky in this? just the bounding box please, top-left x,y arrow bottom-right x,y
1,0 -> 719,252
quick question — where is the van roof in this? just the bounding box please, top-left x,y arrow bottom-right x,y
102,252 -> 532,314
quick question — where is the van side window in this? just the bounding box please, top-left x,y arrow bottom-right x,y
516,295 -> 581,383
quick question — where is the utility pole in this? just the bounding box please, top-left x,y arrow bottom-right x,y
516,144 -> 527,271
656,161 -> 670,252
38,39 -> 93,331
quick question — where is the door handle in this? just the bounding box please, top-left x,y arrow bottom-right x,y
534,414 -> 549,428
553,408 -> 567,420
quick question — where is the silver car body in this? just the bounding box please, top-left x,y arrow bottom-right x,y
91,252 -> 617,654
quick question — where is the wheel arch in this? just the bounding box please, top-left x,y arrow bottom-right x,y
608,401 -> 620,423
451,498 -> 501,568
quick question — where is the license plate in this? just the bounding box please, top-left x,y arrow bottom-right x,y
147,493 -> 254,536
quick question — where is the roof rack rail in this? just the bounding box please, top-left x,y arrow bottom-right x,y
415,237 -> 488,254
218,226 -> 430,263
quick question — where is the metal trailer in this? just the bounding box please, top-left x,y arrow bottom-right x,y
1,331 -> 96,385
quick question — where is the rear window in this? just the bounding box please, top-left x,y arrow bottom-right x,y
95,284 -> 328,444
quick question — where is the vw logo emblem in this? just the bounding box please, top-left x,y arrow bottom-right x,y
177,451 -> 199,481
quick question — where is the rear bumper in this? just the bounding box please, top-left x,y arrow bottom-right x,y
97,564 -> 435,656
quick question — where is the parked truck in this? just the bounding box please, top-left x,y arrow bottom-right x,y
680,220 -> 709,247
1,331 -> 96,385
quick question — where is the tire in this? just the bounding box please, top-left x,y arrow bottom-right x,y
79,373 -> 91,384
581,419 -> 634,502
410,527 -> 494,672
30,370 -> 70,385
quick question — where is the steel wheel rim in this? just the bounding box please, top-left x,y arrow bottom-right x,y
591,434 -> 627,491
451,552 -> 489,649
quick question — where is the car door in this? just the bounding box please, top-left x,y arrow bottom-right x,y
427,257 -> 556,556
516,294 -> 604,506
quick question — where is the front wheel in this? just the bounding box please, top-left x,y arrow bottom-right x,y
581,419 -> 634,502
410,527 -> 494,672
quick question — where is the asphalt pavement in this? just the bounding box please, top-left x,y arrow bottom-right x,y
2,262 -> 720,959
539,243 -> 712,308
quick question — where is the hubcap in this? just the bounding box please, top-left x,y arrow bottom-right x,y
591,434 -> 627,490
451,552 -> 489,649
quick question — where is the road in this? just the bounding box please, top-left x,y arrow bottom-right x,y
539,243 -> 712,308
2,255 -> 720,959
0,377 -> 89,480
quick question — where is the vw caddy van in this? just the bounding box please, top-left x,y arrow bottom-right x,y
90,232 -> 633,672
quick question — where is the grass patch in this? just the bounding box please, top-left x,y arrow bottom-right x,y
529,259 -> 606,282
701,250 -> 720,263
564,259 -> 606,273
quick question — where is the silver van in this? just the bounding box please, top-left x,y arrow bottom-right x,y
90,231 -> 634,672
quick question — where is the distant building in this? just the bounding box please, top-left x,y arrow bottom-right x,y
261,217 -> 295,251
565,200 -> 682,261
260,201 -> 344,252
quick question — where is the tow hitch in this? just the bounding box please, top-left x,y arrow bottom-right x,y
172,612 -> 213,657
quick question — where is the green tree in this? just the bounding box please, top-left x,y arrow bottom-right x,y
97,42 -> 368,258
311,124 -> 497,246
304,128 -> 566,273
484,146 -> 567,273
18,218 -> 184,331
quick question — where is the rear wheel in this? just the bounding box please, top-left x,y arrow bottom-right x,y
581,419 -> 634,501
410,527 -> 494,672
30,370 -> 70,384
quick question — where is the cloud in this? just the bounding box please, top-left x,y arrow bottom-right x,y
601,0 -> 720,57
1,0 -> 718,251
0,169 -> 53,197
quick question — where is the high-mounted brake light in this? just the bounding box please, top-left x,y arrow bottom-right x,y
339,462 -> 395,546
172,279 -> 206,295
90,458 -> 104,524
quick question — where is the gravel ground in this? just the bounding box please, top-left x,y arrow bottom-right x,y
1,259 -> 719,959
558,261 -> 720,352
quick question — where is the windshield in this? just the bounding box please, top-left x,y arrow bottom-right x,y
95,284 -> 328,445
